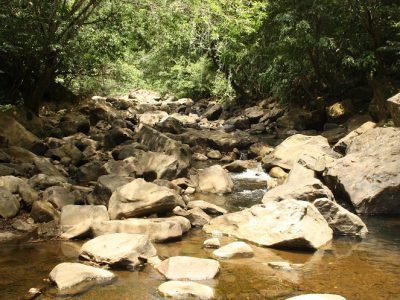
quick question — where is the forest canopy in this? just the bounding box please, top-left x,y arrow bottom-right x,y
0,0 -> 399,114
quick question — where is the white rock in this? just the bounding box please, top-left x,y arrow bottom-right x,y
203,238 -> 220,249
157,256 -> 220,280
213,241 -> 253,259
286,294 -> 346,300
158,281 -> 214,300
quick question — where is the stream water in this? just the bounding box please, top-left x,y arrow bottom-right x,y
0,169 -> 399,300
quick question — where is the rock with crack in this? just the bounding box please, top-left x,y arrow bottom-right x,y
108,178 -> 180,219
157,256 -> 220,280
79,233 -> 157,270
313,198 -> 368,236
49,262 -> 116,295
324,127 -> 400,214
204,199 -> 333,250
158,281 -> 214,300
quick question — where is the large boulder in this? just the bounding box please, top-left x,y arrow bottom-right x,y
91,216 -> 190,242
204,199 -> 333,250
108,179 -> 180,219
87,175 -> 132,206
157,256 -> 220,280
313,198 -> 368,236
0,112 -> 41,150
324,127 -> 400,214
333,121 -> 376,155
79,233 -> 157,269
49,262 -> 116,294
43,186 -> 80,209
0,188 -> 20,218
262,178 -> 334,203
138,125 -> 191,167
191,165 -> 233,194
262,135 -> 338,171
387,92 -> 400,127
158,281 -> 214,300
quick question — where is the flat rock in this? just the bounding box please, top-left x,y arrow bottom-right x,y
61,205 -> 109,228
157,256 -> 220,280
108,178 -> 180,219
204,199 -> 333,250
91,216 -> 190,242
158,281 -> 214,300
49,262 -> 116,294
324,127 -> 400,214
313,198 -> 368,236
213,241 -> 253,259
79,233 -> 157,269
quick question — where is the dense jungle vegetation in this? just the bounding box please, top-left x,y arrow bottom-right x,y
0,0 -> 399,115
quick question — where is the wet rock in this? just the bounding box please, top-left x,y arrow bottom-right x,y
157,256 -> 220,280
0,188 -> 20,218
187,200 -> 227,215
158,281 -> 214,300
324,127 -> 400,214
267,261 -> 303,271
91,216 -> 191,242
313,198 -> 368,236
191,165 -> 233,194
108,178 -> 180,219
43,186 -> 80,209
213,241 -> 253,259
30,201 -> 60,223
0,175 -> 38,206
286,294 -> 346,300
332,121 -> 376,155
173,206 -> 211,227
262,134 -> 337,171
388,92 -> 400,127
204,199 -> 333,250
60,205 -> 109,228
79,233 -> 157,270
49,262 -> 116,294
203,238 -> 220,249
262,178 -> 334,204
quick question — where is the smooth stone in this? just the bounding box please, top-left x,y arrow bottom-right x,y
203,238 -> 220,249
192,165 -> 233,194
157,256 -> 220,280
0,187 -> 20,218
213,241 -> 253,259
60,205 -> 109,228
286,294 -> 346,300
158,281 -> 214,300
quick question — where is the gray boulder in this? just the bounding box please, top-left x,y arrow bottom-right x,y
313,198 -> 368,236
0,175 -> 38,206
324,127 -> 400,214
108,179 -> 180,219
204,199 -> 333,250
192,165 -> 233,194
61,205 -> 109,228
79,233 -> 157,269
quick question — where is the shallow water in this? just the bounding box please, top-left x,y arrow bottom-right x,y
1,171 -> 399,300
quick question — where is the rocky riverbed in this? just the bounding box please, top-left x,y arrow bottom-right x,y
0,89 -> 399,299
